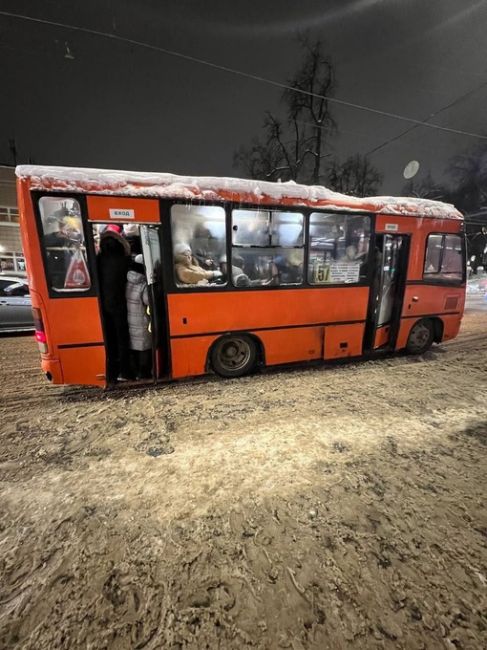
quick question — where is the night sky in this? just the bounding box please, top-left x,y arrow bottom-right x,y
1,0 -> 487,194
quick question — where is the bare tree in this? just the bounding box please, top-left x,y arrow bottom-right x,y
402,172 -> 449,201
327,154 -> 382,197
234,37 -> 336,184
447,143 -> 487,213
233,131 -> 283,182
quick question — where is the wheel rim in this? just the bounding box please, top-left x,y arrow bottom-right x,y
217,338 -> 251,371
410,323 -> 431,349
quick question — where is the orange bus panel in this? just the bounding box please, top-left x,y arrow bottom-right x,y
45,298 -> 104,347
170,335 -> 218,379
324,323 -> 365,359
41,357 -> 63,384
253,326 -> 323,366
374,325 -> 391,349
401,285 -> 465,320
58,346 -> 106,386
167,288 -> 370,338
87,196 -> 160,223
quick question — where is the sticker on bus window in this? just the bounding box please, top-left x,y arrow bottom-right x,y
329,262 -> 361,283
64,249 -> 91,289
109,208 -> 135,220
385,223 -> 399,232
312,261 -> 331,284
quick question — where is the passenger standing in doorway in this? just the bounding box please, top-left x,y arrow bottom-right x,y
126,254 -> 152,379
97,226 -> 133,383
123,223 -> 142,256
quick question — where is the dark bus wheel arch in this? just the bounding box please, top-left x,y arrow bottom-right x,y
209,334 -> 261,378
406,318 -> 436,354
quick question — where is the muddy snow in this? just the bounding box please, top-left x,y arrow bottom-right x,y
0,308 -> 486,649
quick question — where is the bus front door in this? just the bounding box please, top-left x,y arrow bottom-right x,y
140,225 -> 168,379
366,234 -> 409,351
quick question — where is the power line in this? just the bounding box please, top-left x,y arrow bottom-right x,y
2,9 -> 487,142
366,77 -> 487,156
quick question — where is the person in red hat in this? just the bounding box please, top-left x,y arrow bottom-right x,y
105,224 -> 122,234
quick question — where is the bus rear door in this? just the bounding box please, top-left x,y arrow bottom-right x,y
365,233 -> 410,351
140,225 -> 169,379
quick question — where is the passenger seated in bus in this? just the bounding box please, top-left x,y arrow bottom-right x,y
231,250 -> 277,286
219,254 -> 254,287
273,251 -> 303,284
191,224 -> 221,271
219,254 -> 245,284
174,243 -> 223,285
126,254 -> 152,379
340,244 -> 360,263
97,227 -> 133,382
219,253 -> 278,287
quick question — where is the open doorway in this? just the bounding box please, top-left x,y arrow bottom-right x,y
139,225 -> 168,380
364,234 -> 410,352
93,223 -> 167,385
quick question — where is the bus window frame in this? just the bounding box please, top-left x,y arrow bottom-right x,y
33,191 -> 99,300
163,197 -> 376,294
422,231 -> 466,286
307,210 -> 374,288
230,207 -> 307,289
169,201 -> 229,290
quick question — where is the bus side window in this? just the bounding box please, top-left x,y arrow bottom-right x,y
424,234 -> 442,273
38,197 -> 91,293
308,212 -> 371,285
231,209 -> 305,287
171,204 -> 226,288
423,233 -> 463,282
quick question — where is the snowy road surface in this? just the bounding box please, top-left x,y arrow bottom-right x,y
0,307 -> 486,649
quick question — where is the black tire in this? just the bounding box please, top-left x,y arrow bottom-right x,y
210,335 -> 257,378
406,319 -> 434,354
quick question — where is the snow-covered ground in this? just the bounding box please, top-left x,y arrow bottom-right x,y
466,271 -> 487,311
467,271 -> 487,293
0,309 -> 486,649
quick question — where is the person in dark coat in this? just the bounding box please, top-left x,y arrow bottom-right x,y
191,224 -> 220,271
123,223 -> 142,256
97,228 -> 133,382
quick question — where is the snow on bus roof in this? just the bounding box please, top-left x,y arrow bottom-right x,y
16,165 -> 462,220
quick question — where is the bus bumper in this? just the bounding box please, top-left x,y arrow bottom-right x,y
41,357 -> 63,384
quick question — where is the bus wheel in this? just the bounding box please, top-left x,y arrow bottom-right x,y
211,335 -> 257,378
406,319 -> 434,354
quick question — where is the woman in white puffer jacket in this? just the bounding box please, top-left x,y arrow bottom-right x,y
126,255 -> 152,379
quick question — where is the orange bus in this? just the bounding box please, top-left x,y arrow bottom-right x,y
16,165 -> 466,388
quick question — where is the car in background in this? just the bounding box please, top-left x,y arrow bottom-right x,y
0,276 -> 33,332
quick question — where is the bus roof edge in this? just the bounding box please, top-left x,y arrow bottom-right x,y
15,164 -> 463,221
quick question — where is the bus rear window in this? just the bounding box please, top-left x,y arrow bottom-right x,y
39,197 -> 91,293
424,233 -> 463,282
